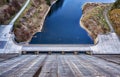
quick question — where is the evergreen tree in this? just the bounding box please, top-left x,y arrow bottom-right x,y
45,0 -> 51,6
6,0 -> 10,3
111,0 -> 120,10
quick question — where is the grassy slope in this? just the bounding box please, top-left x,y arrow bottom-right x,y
0,0 -> 25,24
14,0 -> 53,42
81,3 -> 110,41
109,0 -> 120,36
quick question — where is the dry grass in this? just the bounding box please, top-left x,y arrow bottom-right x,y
81,3 -> 110,40
14,0 -> 51,42
109,9 -> 120,36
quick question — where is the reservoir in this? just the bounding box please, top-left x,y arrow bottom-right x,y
30,0 -> 114,44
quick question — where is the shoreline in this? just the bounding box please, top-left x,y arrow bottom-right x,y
26,0 -> 57,43
80,2 -> 111,44
38,0 -> 57,32
80,16 -> 97,44
80,2 -> 97,44
15,0 -> 57,44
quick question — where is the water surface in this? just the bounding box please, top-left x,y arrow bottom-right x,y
30,0 -> 115,44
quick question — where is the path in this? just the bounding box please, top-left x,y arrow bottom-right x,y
103,6 -> 114,32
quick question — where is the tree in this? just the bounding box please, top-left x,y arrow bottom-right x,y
45,0 -> 51,6
111,0 -> 120,10
6,0 -> 10,3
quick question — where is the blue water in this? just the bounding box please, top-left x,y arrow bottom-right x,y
30,0 -> 115,44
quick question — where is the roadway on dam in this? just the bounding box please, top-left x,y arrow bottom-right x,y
22,44 -> 93,52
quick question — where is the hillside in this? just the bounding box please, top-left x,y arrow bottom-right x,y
109,0 -> 120,36
80,3 -> 110,43
0,0 -> 25,24
14,0 -> 55,42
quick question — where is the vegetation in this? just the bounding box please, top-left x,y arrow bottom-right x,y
111,0 -> 120,10
0,0 -> 25,24
81,3 -> 110,41
109,0 -> 120,36
14,0 -> 41,42
14,0 -> 52,42
45,0 -> 51,6
0,0 -> 9,6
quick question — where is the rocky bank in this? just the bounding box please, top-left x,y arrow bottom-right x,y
14,0 -> 56,43
80,3 -> 111,43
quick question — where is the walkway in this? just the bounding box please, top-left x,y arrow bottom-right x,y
22,44 -> 92,52
104,6 -> 114,32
